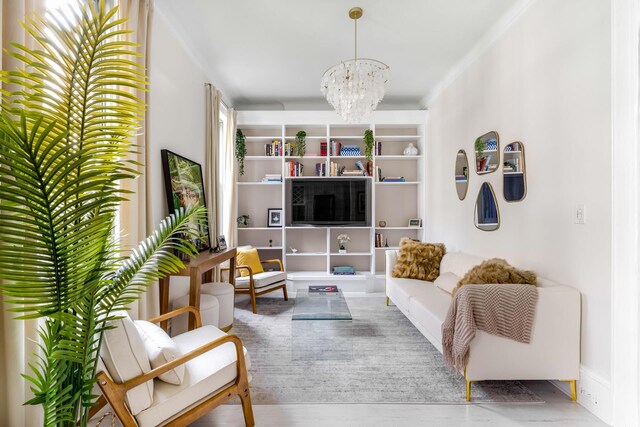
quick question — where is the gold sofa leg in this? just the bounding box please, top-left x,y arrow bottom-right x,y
385,296 -> 389,306
466,380 -> 472,401
560,379 -> 577,401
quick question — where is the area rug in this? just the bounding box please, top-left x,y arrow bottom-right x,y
230,296 -> 543,404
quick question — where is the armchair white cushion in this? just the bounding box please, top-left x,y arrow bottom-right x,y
235,271 -> 286,289
135,325 -> 251,427
135,320 -> 184,385
100,313 -> 153,416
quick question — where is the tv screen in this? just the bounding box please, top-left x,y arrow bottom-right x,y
288,179 -> 370,226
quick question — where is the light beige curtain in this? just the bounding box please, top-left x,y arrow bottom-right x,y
221,108 -> 238,247
118,0 -> 154,320
205,84 -> 221,247
1,2 -> 45,425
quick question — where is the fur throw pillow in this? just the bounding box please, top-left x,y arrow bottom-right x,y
453,258 -> 537,295
392,238 -> 446,282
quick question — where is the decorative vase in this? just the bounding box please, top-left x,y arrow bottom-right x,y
339,248 -> 347,254
378,220 -> 386,228
403,142 -> 418,156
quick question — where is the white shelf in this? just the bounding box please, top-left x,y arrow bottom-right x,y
285,176 -> 371,180
482,149 -> 498,153
328,155 -> 367,160
504,171 -> 524,175
329,252 -> 372,256
328,136 -> 365,139
504,150 -> 522,154
245,156 -> 281,160
237,181 -> 282,186
287,271 -> 372,280
286,252 -> 326,257
375,227 -> 423,230
238,227 -> 278,231
374,135 -> 420,140
375,155 -> 422,160
376,181 -> 420,185
244,136 -> 283,141
286,225 -> 372,229
285,156 -> 326,160
375,247 -> 399,250
254,246 -> 283,250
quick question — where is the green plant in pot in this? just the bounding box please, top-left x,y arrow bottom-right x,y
294,130 -> 306,157
0,1 -> 205,425
474,137 -> 485,171
236,129 -> 247,175
364,129 -> 374,161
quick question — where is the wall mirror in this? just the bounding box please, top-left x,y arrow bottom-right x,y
503,141 -> 527,202
475,182 -> 500,231
455,149 -> 469,200
474,131 -> 500,175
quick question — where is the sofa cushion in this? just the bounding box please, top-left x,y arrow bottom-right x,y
134,325 -> 250,427
100,312 -> 153,416
454,258 -> 537,295
434,272 -> 460,295
439,252 -> 485,277
237,248 -> 264,277
392,238 -> 446,281
387,277 -> 437,312
408,287 -> 453,347
235,271 -> 286,289
135,320 -> 185,385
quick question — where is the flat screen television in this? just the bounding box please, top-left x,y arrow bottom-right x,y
286,178 -> 371,226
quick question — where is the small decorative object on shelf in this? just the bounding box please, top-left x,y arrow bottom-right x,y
385,238 -> 389,248
378,220 -> 386,228
337,233 -> 351,254
236,129 -> 246,175
333,265 -> 356,275
237,214 -> 250,228
295,130 -> 306,157
340,145 -> 362,157
364,129 -> 374,161
269,239 -> 273,247
213,235 -> 227,253
403,142 -> 418,156
290,247 -> 298,254
268,208 -> 283,227
408,218 -> 422,228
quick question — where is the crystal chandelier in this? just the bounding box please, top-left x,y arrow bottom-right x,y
321,7 -> 390,124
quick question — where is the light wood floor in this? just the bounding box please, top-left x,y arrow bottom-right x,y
191,381 -> 608,427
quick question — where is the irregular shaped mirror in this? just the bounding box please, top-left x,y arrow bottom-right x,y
475,182 -> 500,231
474,131 -> 500,175
455,150 -> 469,200
503,141 -> 527,202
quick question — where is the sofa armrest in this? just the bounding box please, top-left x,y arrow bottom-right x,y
385,250 -> 398,280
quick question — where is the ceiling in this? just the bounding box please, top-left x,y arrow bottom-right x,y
155,0 -> 519,110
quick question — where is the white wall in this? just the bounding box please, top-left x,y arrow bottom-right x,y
426,0 -> 611,396
148,13 -> 208,229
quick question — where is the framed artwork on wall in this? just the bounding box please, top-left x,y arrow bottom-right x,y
161,149 -> 211,252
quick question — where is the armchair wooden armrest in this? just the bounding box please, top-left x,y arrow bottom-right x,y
149,306 -> 202,329
96,333 -> 252,426
260,259 -> 283,271
221,265 -> 253,281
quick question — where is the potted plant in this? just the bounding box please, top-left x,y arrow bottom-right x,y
364,129 -> 374,161
237,214 -> 251,228
295,130 -> 306,157
0,2 -> 204,425
236,129 -> 247,175
337,234 -> 351,254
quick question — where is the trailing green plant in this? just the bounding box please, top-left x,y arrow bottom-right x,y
475,137 -> 485,158
364,129 -> 374,161
294,130 -> 306,157
0,1 -> 205,426
236,129 -> 247,175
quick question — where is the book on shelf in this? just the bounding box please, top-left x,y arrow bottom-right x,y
330,140 -> 342,156
376,166 -> 382,182
286,161 -> 304,177
339,145 -> 361,157
382,177 -> 406,182
332,265 -> 356,275
330,162 -> 345,176
342,170 -> 365,176
315,162 -> 327,176
262,173 -> 282,182
355,160 -> 370,176
309,285 -> 338,293
320,141 -> 328,156
264,139 -> 283,156
455,175 -> 467,181
375,233 -> 383,248
374,140 -> 382,155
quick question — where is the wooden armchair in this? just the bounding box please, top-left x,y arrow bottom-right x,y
91,306 -> 254,427
222,257 -> 288,314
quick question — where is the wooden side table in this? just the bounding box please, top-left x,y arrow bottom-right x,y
159,247 -> 237,331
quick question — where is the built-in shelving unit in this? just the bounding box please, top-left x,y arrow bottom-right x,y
235,111 -> 426,292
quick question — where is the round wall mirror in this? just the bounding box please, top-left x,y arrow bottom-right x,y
474,182 -> 500,231
474,131 -> 500,175
503,141 -> 527,202
455,150 -> 469,200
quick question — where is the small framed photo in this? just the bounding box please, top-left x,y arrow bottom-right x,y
217,235 -> 227,251
268,208 -> 283,227
408,218 -> 422,228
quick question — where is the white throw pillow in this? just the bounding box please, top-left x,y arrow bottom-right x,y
135,320 -> 185,385
100,312 -> 153,415
434,272 -> 461,295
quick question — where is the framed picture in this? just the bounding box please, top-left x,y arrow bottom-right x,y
408,218 -> 422,228
161,149 -> 211,252
268,208 -> 283,227
216,235 -> 227,251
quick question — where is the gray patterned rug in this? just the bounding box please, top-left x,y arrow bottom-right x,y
230,296 -> 543,404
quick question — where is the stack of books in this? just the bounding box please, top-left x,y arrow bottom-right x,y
286,161 -> 304,177
283,143 -> 293,156
332,266 -> 356,275
339,145 -> 361,157
315,162 -> 327,176
330,162 -> 345,176
320,141 -> 328,157
330,140 -> 342,156
375,233 -> 386,248
374,141 -> 382,155
455,174 -> 467,181
342,170 -> 364,176
262,174 -> 282,182
382,177 -> 406,182
265,140 -> 282,156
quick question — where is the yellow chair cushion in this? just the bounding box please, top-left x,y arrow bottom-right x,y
237,248 -> 264,277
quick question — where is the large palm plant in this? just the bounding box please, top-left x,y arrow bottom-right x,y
0,1 -> 204,425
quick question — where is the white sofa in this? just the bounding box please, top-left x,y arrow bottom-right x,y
385,250 -> 581,401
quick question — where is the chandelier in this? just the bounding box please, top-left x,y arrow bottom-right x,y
321,7 -> 390,124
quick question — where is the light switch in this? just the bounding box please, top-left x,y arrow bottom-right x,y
575,204 -> 586,224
